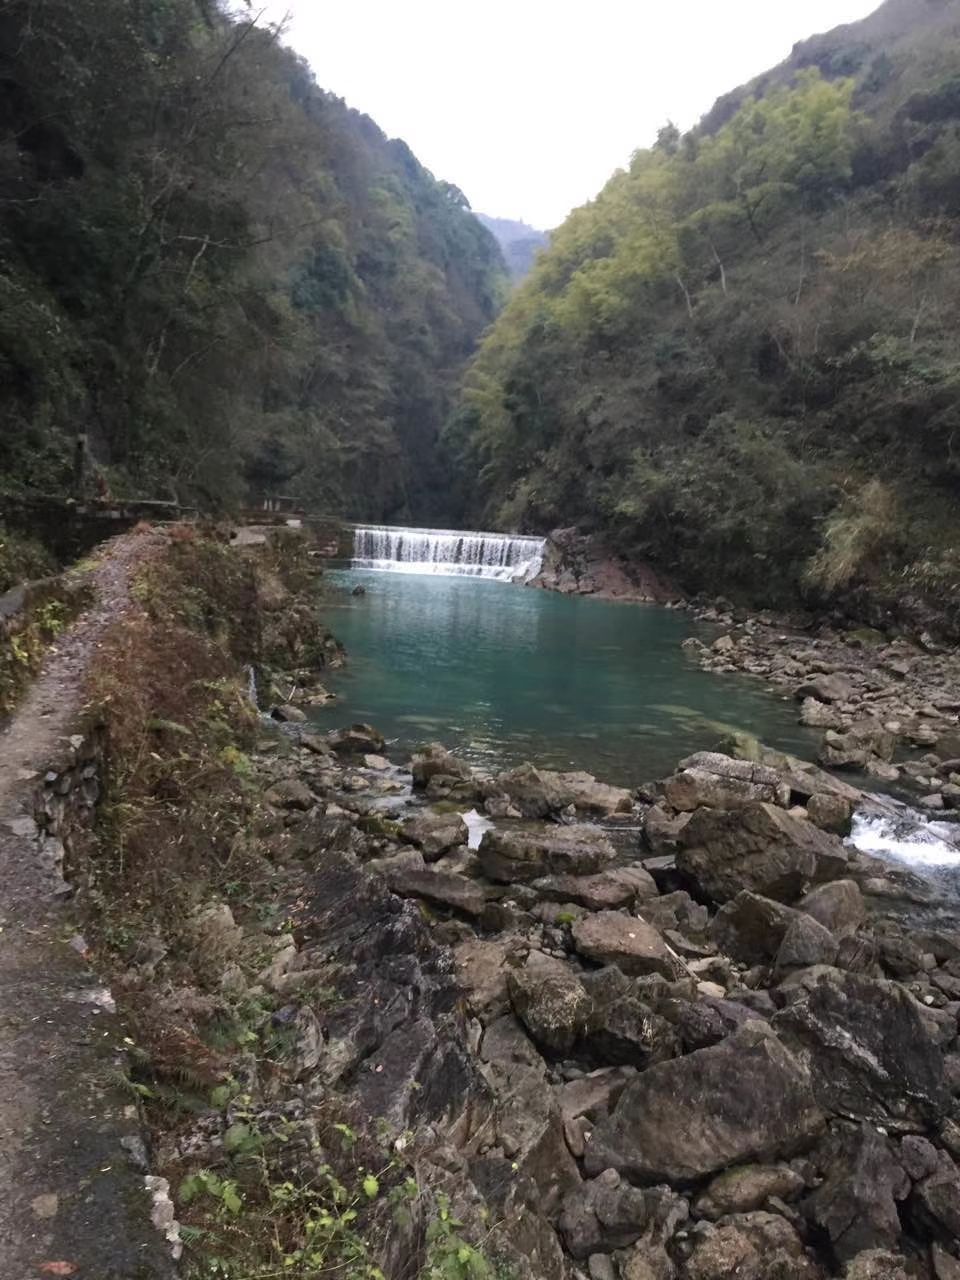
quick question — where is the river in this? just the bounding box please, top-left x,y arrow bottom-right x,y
309,567 -> 822,786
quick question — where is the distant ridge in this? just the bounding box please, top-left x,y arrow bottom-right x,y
476,213 -> 549,281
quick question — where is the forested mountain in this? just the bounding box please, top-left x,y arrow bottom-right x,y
449,0 -> 960,623
476,214 -> 549,281
0,0 -> 507,521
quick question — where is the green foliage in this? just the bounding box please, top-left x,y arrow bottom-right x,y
0,0 -> 506,522
450,13 -> 960,619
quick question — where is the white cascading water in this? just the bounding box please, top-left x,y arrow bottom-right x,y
351,524 -> 545,582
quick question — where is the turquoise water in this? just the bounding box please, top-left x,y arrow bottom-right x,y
310,570 -> 821,786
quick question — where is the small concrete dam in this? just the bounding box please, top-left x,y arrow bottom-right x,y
349,524 -> 545,581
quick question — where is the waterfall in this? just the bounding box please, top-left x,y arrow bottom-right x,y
350,524 -> 544,582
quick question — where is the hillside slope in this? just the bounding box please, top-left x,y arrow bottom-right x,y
450,0 -> 960,629
0,0 -> 507,523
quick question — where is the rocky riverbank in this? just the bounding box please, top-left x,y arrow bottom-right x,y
147,706 -> 960,1280
683,606 -> 960,811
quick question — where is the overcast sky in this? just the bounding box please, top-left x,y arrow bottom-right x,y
258,0 -> 880,229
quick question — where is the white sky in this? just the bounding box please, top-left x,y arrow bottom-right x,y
258,0 -> 880,229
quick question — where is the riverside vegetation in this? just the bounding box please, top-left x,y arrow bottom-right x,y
448,0 -> 960,633
61,526 -> 960,1280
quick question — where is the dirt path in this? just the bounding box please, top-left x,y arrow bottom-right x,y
0,529 -> 176,1279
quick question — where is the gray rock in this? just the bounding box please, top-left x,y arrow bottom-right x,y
494,763 -> 633,818
508,952 -> 592,1053
680,1210 -> 820,1280
585,1024 -> 824,1183
677,802 -> 848,905
711,891 -> 800,964
454,937 -> 517,1019
911,1149 -> 960,1246
694,1164 -> 805,1219
775,915 -> 839,972
664,752 -> 790,812
555,1067 -> 636,1123
806,793 -> 854,834
559,1171 -> 688,1260
478,824 -> 617,883
411,743 -> 472,788
400,810 -> 468,860
271,702 -> 307,723
572,912 -> 687,979
264,777 -> 315,810
798,880 -> 865,939
774,970 -> 948,1129
582,967 -> 681,1067
843,1252 -> 913,1280
659,995 -> 763,1053
531,864 -> 658,910
384,865 -> 486,917
804,1123 -> 909,1262
328,722 -> 385,755
795,673 -> 855,704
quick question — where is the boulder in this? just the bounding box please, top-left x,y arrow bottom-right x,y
585,1024 -> 824,1183
681,1211 -> 820,1280
804,1123 -> 910,1262
910,1149 -> 960,1246
677,803 -> 848,904
660,994 -> 768,1053
271,702 -> 307,723
508,952 -> 592,1053
798,881 -> 865,939
800,697 -> 843,729
806,792 -> 854,835
774,970 -> 948,1129
572,912 -> 688,979
264,777 -> 315,810
711,892 -> 800,964
582,967 -> 681,1067
775,915 -> 839,972
820,721 -> 896,770
694,1164 -> 805,1219
795,673 -> 855,704
559,1170 -> 688,1260
639,890 -> 710,938
663,752 -> 790,812
328,723 -> 386,755
492,763 -> 633,818
411,744 -> 473,788
454,937 -> 516,1019
400,810 -> 468,860
644,804 -> 692,855
478,824 -> 617,883
384,865 -> 486,917
531,865 -> 658,911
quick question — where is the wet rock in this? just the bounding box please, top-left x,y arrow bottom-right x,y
384,865 -> 486,917
677,803 -> 848,905
301,732 -> 336,758
399,810 -> 468,860
478,824 -> 617,883
327,723 -> 386,755
775,915 -> 839,973
582,967 -> 681,1066
798,880 -> 865,939
774,970 -> 948,1129
493,763 -> 633,818
531,864 -> 658,911
804,1123 -> 909,1262
264,777 -> 315,810
508,952 -> 592,1053
585,1024 -> 824,1183
711,892 -> 800,964
572,912 -> 688,979
694,1164 -> 805,1219
663,752 -> 790,812
411,743 -> 473,788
